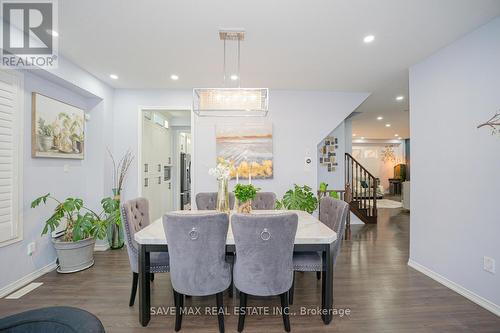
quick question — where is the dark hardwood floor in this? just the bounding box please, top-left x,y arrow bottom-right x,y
1,208 -> 499,332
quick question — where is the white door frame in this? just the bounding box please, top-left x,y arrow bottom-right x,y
136,106 -> 195,208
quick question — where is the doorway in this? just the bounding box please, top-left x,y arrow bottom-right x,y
139,109 -> 191,221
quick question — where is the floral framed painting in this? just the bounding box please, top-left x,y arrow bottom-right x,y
31,93 -> 85,159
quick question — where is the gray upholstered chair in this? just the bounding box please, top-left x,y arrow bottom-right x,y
0,307 -> 105,333
163,212 -> 231,333
289,197 -> 349,304
231,213 -> 298,332
121,198 -> 169,306
251,192 -> 277,210
196,192 -> 236,210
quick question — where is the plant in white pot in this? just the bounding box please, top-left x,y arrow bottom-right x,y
31,194 -> 118,273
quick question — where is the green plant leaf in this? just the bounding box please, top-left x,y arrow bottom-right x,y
31,193 -> 50,208
278,184 -> 318,214
234,184 -> 260,202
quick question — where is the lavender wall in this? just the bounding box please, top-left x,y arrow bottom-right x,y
409,17 -> 500,312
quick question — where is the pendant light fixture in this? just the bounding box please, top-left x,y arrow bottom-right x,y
193,30 -> 269,117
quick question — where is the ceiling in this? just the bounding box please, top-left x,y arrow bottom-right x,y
59,0 -> 500,138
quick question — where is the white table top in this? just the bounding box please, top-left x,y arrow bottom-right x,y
134,210 -> 337,245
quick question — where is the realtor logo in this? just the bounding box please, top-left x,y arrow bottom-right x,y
1,0 -> 58,68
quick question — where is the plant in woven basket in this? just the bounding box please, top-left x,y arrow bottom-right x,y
234,183 -> 259,213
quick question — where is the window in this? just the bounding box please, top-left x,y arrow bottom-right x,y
0,70 -> 23,246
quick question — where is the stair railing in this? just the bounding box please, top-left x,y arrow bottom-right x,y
344,153 -> 377,223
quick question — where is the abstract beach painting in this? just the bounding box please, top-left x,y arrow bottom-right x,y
216,122 -> 273,179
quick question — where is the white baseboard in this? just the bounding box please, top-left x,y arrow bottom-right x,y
408,259 -> 500,317
0,260 -> 57,298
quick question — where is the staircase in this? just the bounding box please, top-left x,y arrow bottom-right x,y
344,153 -> 377,224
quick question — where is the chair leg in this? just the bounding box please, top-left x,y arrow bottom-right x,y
216,292 -> 225,333
280,292 -> 291,332
237,292 -> 247,332
129,272 -> 138,306
174,290 -> 184,331
316,271 -> 321,280
150,273 -> 154,282
228,269 -> 234,298
289,271 -> 295,305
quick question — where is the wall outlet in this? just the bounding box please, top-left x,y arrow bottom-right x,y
63,164 -> 69,173
483,256 -> 496,274
27,242 -> 36,256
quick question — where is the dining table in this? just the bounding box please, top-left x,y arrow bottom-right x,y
134,209 -> 338,326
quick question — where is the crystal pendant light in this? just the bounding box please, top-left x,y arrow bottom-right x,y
193,30 -> 269,117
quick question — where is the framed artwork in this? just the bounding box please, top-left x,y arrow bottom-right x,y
319,136 -> 338,172
32,93 -> 85,159
216,122 -> 273,179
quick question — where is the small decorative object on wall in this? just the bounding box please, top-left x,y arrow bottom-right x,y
319,136 -> 338,172
381,145 -> 396,163
32,93 -> 85,159
477,110 -> 500,135
216,122 -> 273,179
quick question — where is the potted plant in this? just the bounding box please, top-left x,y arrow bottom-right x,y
319,182 -> 339,199
276,184 -> 318,214
37,118 -> 53,152
107,148 -> 134,249
234,183 -> 259,213
31,194 -> 118,273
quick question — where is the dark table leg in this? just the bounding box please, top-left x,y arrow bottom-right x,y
321,242 -> 334,324
139,244 -> 151,326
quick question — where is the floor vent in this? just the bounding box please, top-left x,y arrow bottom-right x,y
5,282 -> 43,299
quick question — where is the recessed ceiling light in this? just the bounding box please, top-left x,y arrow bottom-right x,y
361,137 -> 366,140
398,137 -> 403,140
46,29 -> 58,37
396,95 -> 404,101
385,123 -> 391,127
363,35 -> 375,43
377,116 -> 383,120
170,74 -> 179,81
109,74 -> 118,80
352,133 -> 357,137
394,134 -> 399,137
230,74 -> 239,81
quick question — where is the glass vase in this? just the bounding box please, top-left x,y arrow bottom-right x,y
216,178 -> 230,213
107,188 -> 124,249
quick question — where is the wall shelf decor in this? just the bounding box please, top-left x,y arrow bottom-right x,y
319,136 -> 338,172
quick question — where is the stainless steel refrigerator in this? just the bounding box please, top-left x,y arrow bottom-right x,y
180,153 -> 191,210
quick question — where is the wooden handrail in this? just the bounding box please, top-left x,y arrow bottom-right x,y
345,153 -> 377,180
344,153 -> 377,223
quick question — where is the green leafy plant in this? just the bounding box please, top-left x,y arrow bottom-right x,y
37,118 -> 53,136
31,193 -> 118,242
276,184 -> 318,214
319,182 -> 339,199
234,183 -> 259,203
329,190 -> 339,199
